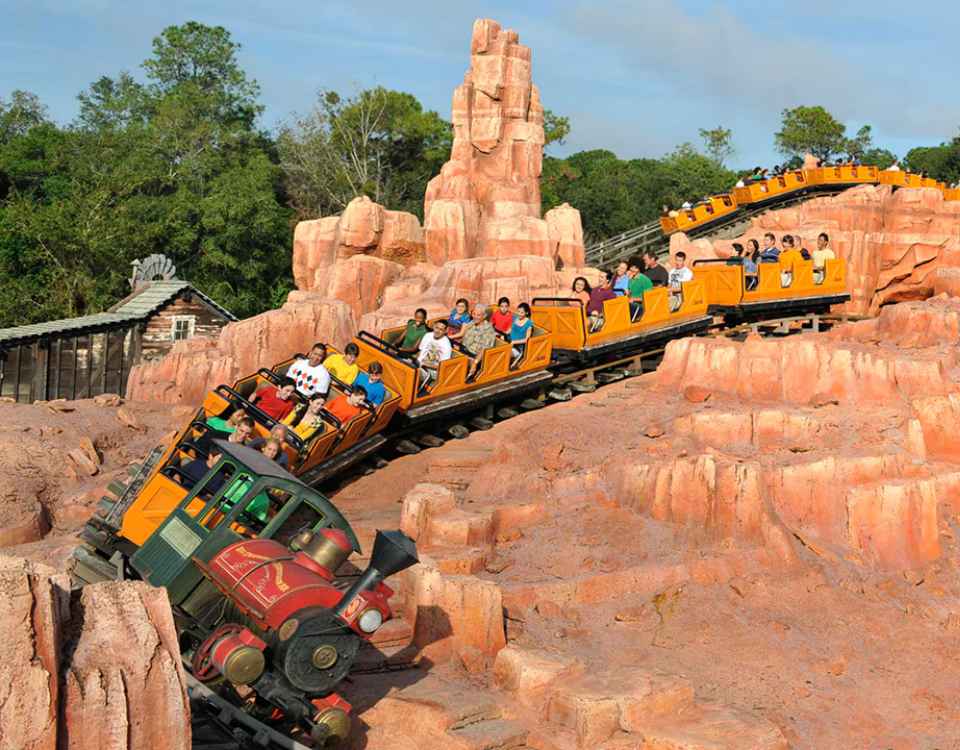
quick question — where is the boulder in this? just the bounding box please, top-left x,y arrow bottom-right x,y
62,581 -> 191,750
545,203 -> 586,268
657,335 -> 956,406
0,557 -> 190,750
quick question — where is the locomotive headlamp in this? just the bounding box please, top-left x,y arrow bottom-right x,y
358,608 -> 383,634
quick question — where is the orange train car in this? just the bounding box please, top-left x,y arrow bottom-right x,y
692,257 -> 849,319
532,279 -> 712,363
352,320 -> 554,422
660,194 -> 739,236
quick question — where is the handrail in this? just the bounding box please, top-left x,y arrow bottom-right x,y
532,296 -> 585,307
357,330 -> 417,370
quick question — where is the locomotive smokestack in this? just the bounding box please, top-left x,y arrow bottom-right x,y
333,529 -> 418,618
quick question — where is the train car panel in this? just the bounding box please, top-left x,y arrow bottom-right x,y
741,262 -> 790,303
945,188 -> 960,201
879,170 -> 909,187
692,260 -> 743,308
530,305 -> 586,350
904,173 -> 924,188
295,428 -> 340,475
818,257 -> 848,297
813,165 -> 879,186
330,408 -> 377,455
471,341 -> 514,385
354,333 -> 418,407
120,471 -> 200,547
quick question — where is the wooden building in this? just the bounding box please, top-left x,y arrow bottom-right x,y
0,258 -> 235,402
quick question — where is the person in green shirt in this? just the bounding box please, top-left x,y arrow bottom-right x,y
206,408 -> 248,434
397,308 -> 429,356
627,258 -> 653,321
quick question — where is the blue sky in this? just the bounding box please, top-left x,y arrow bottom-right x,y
3,0 -> 958,169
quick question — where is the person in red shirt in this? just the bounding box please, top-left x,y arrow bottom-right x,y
586,270 -> 617,332
251,378 -> 298,421
491,297 -> 513,338
325,386 -> 367,423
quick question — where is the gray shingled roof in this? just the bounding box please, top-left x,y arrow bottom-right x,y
0,280 -> 236,346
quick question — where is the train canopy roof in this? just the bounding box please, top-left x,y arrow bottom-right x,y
211,439 -> 303,483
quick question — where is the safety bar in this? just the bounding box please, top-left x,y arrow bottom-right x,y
693,258 -> 747,268
318,408 -> 342,430
357,330 -> 417,369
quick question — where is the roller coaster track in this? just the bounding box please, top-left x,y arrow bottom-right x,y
584,185 -> 853,268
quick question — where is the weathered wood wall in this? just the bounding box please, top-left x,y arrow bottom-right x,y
0,292 -> 230,402
140,293 -> 228,361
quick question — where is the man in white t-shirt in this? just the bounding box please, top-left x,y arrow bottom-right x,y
287,343 -> 331,397
417,320 -> 452,393
668,251 -> 694,289
667,251 -> 694,312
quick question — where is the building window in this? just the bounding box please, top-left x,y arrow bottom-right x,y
171,316 -> 196,342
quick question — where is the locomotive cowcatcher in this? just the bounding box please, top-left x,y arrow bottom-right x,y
126,439 -> 418,746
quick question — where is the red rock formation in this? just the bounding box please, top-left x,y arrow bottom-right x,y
292,196 -> 419,319
424,19 -> 548,264
545,202 -> 586,268
62,581 -> 190,750
656,334 -> 958,406
0,557 -> 189,750
0,557 -> 65,750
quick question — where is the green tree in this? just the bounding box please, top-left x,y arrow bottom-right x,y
858,147 -> 898,169
775,105 -> 848,161
904,132 -> 960,183
0,90 -> 49,146
844,124 -> 874,161
698,126 -> 734,166
277,87 -> 451,220
543,109 -> 571,149
541,144 -> 735,243
0,22 -> 292,327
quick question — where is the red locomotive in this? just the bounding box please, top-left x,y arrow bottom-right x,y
123,441 -> 418,746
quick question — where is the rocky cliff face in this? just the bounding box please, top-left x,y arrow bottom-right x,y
0,557 -> 190,750
127,18 -> 589,406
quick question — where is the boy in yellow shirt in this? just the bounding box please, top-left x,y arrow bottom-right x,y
324,342 -> 360,384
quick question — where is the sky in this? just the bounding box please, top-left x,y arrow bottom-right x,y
2,0 -> 959,169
